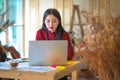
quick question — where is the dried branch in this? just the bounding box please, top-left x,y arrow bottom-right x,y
80,11 -> 120,80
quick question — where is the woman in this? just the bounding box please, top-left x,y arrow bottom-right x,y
36,8 -> 74,80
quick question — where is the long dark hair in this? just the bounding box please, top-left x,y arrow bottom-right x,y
41,8 -> 65,40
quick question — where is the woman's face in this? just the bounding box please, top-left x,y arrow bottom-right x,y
45,15 -> 59,33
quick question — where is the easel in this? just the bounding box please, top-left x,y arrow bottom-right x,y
69,5 -> 84,39
69,5 -> 85,61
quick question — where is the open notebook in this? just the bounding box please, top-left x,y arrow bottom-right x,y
28,40 -> 68,66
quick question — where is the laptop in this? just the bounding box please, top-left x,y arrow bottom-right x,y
28,40 -> 68,66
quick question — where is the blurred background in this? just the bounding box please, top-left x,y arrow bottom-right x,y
0,0 -> 120,58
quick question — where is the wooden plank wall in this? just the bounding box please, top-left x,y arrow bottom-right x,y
89,0 -> 120,18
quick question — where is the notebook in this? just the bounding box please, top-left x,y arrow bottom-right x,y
28,40 -> 68,66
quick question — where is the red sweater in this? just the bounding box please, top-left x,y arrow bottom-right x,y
36,29 -> 74,60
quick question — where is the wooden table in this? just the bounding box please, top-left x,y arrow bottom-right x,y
0,61 -> 80,80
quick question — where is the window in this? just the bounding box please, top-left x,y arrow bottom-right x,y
0,0 -> 24,57
0,0 -> 6,44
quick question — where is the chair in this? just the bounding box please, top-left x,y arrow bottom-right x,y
3,45 -> 21,59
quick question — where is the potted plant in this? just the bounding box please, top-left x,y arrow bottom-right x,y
0,9 -> 14,62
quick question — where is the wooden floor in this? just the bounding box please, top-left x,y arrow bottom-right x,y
68,69 -> 96,80
77,70 -> 96,80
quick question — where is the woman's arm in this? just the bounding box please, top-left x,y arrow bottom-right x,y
62,32 -> 74,60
